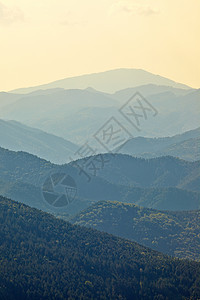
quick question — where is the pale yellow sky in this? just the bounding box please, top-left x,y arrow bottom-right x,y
0,0 -> 199,91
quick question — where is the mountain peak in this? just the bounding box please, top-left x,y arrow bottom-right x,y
10,68 -> 191,94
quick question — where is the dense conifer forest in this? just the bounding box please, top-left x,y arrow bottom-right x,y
0,196 -> 200,299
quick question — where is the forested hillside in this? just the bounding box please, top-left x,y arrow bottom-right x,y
1,196 -> 200,300
95,154 -> 200,191
72,201 -> 200,261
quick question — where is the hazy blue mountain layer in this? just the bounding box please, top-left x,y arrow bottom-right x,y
0,148 -> 200,217
117,127 -> 200,161
11,68 -> 191,94
0,119 -> 78,164
1,86 -> 199,144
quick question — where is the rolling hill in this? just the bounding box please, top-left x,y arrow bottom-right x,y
94,154 -> 200,191
1,148 -> 200,193
114,187 -> 200,211
0,148 -> 200,217
0,196 -> 200,299
0,119 -> 78,164
72,201 -> 200,261
144,137 -> 200,161
117,127 -> 200,161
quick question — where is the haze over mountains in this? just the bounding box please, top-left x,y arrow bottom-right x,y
0,119 -> 78,164
0,68 -> 200,299
0,88 -> 118,144
11,69 -> 191,94
0,147 -> 200,219
0,70 -> 199,220
116,127 -> 200,161
0,86 -> 199,145
0,118 -> 199,164
1,69 -> 199,147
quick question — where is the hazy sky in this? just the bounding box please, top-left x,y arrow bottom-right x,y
0,0 -> 199,91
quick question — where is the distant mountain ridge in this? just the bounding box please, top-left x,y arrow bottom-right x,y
0,119 -> 78,164
116,127 -> 200,161
0,148 -> 200,217
1,85 -> 199,144
113,83 -> 194,100
10,68 -> 191,94
0,88 -> 118,144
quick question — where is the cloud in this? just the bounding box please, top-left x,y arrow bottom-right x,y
0,2 -> 24,25
109,0 -> 159,17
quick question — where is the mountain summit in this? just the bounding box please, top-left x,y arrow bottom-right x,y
11,69 -> 191,94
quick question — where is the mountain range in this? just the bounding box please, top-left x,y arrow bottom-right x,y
0,88 -> 117,144
11,68 -> 191,94
0,115 -> 199,163
0,119 -> 78,164
0,147 -> 200,218
0,84 -> 199,144
1,68 -> 200,299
